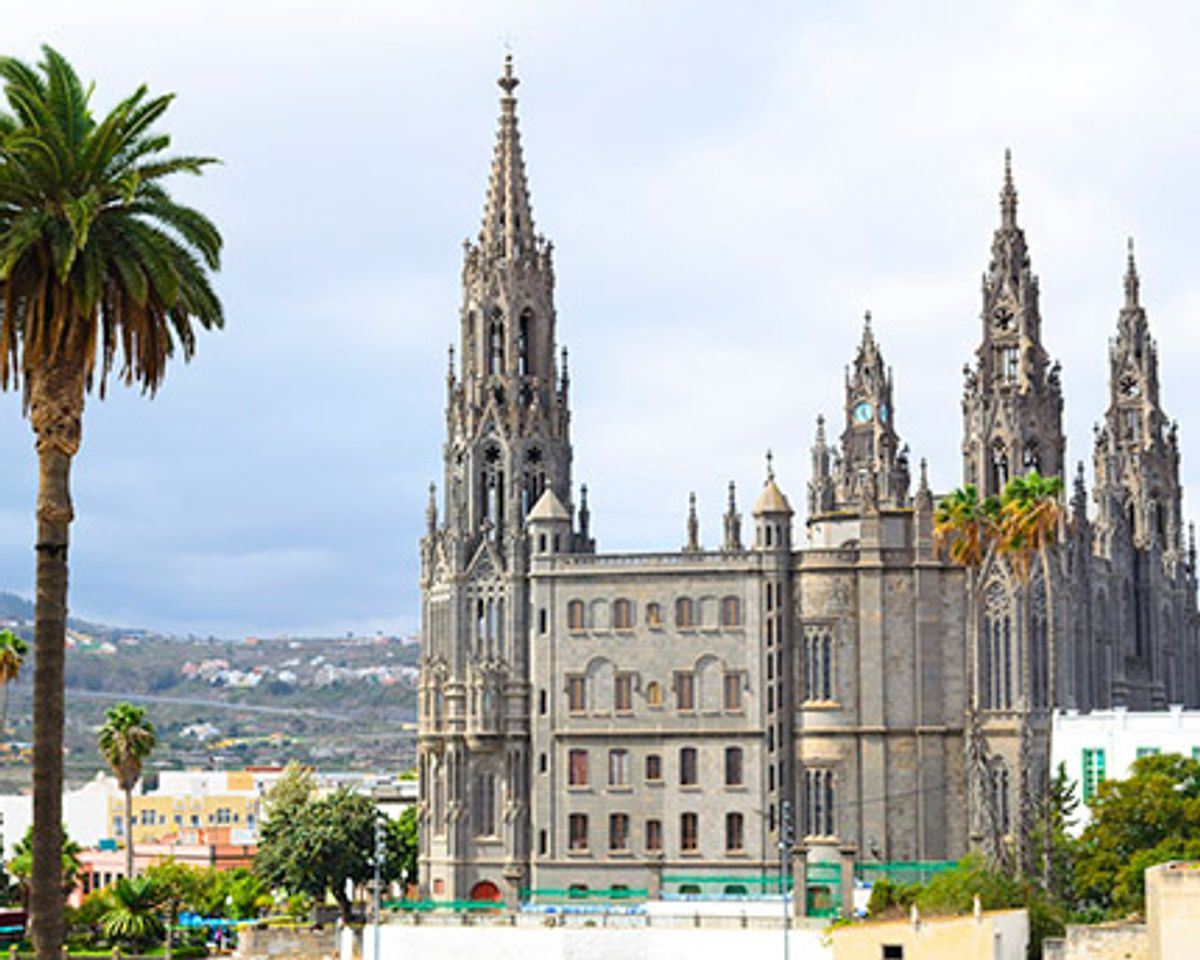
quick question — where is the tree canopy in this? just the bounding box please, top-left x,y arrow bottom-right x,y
256,783 -> 398,922
1075,752 -> 1200,916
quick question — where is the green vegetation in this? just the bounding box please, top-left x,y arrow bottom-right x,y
255,765 -> 405,922
0,628 -> 27,737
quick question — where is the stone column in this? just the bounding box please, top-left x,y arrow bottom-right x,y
502,865 -> 524,911
648,852 -> 665,900
792,844 -> 808,919
838,843 -> 858,919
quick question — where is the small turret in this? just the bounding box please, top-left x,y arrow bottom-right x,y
754,451 -> 793,552
426,482 -> 438,538
527,488 -> 572,558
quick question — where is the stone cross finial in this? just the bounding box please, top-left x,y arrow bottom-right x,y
766,448 -> 775,482
499,54 -> 519,96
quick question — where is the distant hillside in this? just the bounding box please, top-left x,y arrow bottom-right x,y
0,588 -> 156,639
0,590 -> 34,622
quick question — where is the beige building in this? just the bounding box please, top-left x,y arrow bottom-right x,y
417,57 -> 1200,904
1043,861 -> 1200,960
830,906 -> 1027,960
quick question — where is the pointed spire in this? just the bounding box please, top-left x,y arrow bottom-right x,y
1124,236 -> 1140,309
578,482 -> 590,543
1000,148 -> 1018,228
480,54 -> 536,259
815,415 -> 826,448
426,482 -> 438,536
919,457 -> 929,493
723,481 -> 742,552
684,492 -> 700,553
1072,461 -> 1088,523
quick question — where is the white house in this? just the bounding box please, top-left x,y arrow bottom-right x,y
1051,706 -> 1200,829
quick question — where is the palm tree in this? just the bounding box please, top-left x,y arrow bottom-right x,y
934,483 -> 1008,869
0,628 -> 28,738
98,703 -> 157,882
0,47 -> 222,959
996,469 -> 1065,884
100,876 -> 164,954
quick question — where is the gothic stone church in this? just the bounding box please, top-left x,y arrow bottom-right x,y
416,59 -> 1200,904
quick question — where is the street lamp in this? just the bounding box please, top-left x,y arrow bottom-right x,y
779,800 -> 795,960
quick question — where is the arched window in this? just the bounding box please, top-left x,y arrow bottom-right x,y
612,599 -> 633,630
991,441 -> 1009,492
725,813 -> 744,853
645,681 -> 662,708
518,309 -> 532,376
487,308 -> 504,375
720,596 -> 742,627
567,600 -> 585,631
646,602 -> 662,627
680,812 -> 699,852
675,597 -> 695,628
724,747 -> 743,786
1023,441 -> 1040,471
679,747 -> 698,785
803,626 -> 834,702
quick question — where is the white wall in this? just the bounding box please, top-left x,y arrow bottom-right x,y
0,772 -> 116,855
1052,706 -> 1200,829
345,921 -> 830,960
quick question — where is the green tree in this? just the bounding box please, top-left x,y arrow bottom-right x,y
1031,763 -> 1080,909
1075,752 -> 1200,917
255,787 -> 377,922
7,825 -> 81,908
145,859 -> 201,959
97,702 -> 157,881
385,806 -> 418,894
0,628 -> 27,738
101,876 -> 163,952
0,46 -> 223,960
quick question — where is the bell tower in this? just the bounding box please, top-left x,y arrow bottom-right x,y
419,56 -> 577,904
962,151 -> 1064,496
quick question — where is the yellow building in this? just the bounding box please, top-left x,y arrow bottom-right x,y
108,769 -> 274,846
830,905 -> 1028,960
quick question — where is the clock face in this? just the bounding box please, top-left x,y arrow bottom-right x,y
1119,374 -> 1141,398
993,303 -> 1014,330
853,401 -> 874,423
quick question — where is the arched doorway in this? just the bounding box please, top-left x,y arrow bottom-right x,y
470,880 -> 501,902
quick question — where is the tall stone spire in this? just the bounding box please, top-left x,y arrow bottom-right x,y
961,151 -> 1064,496
480,54 -> 538,259
422,57 -> 571,901
1093,241 -> 1181,556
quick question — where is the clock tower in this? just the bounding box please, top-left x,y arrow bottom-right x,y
961,151 -> 1064,497
809,312 -> 910,517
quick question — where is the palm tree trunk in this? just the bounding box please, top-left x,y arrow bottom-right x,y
29,364 -> 84,960
125,784 -> 135,880
1039,545 -> 1056,894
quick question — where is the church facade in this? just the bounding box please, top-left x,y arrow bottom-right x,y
416,59 -> 1200,903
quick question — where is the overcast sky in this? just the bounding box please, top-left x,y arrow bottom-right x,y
2,1 -> 1200,637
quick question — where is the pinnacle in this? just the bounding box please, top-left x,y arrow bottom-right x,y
479,53 -> 537,257
1124,236 -> 1140,309
1000,148 -> 1018,229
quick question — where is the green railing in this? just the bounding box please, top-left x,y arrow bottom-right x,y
855,860 -> 956,886
661,874 -> 791,898
521,887 -> 648,903
382,899 -> 504,912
